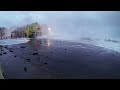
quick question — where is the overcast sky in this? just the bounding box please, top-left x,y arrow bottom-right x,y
0,11 -> 120,40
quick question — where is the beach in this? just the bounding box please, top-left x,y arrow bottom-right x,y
0,38 -> 120,79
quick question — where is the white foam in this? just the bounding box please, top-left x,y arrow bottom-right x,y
0,38 -> 30,45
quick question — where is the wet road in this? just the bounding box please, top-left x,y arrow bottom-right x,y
0,38 -> 120,79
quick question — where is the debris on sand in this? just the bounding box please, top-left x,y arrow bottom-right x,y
33,53 -> 38,55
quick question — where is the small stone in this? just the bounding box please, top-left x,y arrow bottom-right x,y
44,63 -> 47,64
3,52 -> 7,54
10,50 -> 13,52
26,59 -> 30,62
24,67 -> 27,72
65,49 -> 66,50
33,53 -> 38,55
0,53 -> 2,55
20,46 -> 25,48
14,56 -> 16,57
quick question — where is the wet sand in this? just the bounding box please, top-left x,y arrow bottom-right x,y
0,38 -> 120,79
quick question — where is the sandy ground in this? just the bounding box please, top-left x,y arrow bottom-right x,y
0,38 -> 120,79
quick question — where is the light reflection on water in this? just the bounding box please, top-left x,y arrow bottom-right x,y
27,38 -> 52,48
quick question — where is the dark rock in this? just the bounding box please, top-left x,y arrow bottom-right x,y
33,53 -> 38,55
44,63 -> 47,64
24,67 -> 27,72
65,49 -> 66,50
4,46 -> 7,48
1,50 -> 3,51
26,59 -> 30,62
0,53 -> 2,55
3,52 -> 7,54
14,56 -> 16,57
10,50 -> 13,52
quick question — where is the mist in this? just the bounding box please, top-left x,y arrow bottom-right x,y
0,11 -> 120,41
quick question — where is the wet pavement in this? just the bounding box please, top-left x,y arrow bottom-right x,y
0,38 -> 120,79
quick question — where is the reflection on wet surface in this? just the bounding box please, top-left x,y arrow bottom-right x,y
0,39 -> 120,79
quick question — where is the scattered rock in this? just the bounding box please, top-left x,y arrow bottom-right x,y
33,53 -> 38,55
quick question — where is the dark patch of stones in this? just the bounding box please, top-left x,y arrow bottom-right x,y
20,46 -> 25,48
